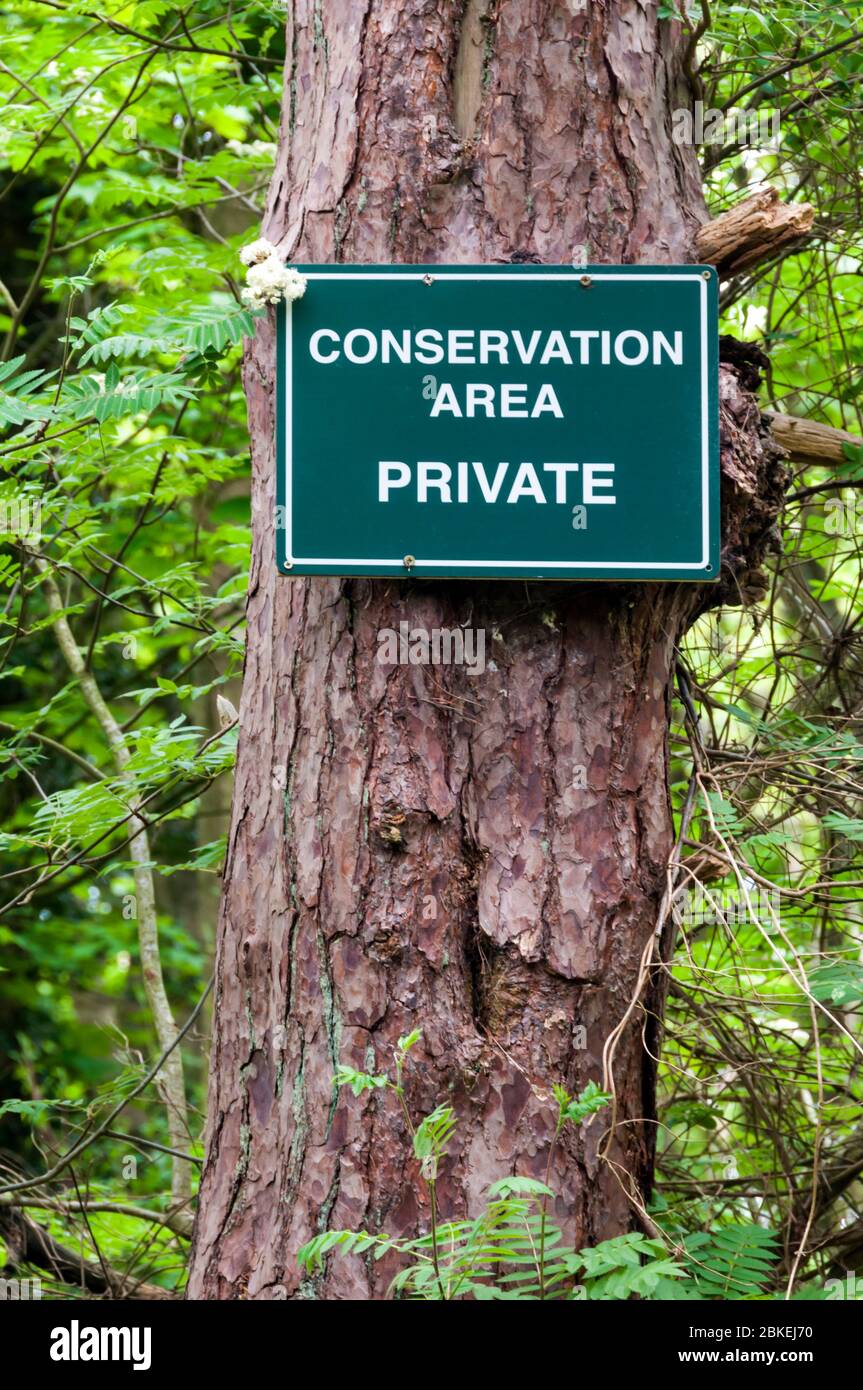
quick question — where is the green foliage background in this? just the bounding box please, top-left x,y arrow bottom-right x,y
0,0 -> 862,1298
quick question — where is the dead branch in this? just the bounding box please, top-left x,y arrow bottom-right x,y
766,411 -> 862,469
695,185 -> 815,277
0,1205 -> 175,1299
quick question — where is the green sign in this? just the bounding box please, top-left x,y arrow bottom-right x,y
277,264 -> 719,581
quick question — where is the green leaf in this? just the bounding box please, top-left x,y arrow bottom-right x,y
332,1066 -> 388,1097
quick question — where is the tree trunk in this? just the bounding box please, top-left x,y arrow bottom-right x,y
188,0 -> 785,1299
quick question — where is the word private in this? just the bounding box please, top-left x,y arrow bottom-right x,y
378,459 -> 615,510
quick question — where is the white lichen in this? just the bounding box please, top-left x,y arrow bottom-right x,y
227,140 -> 277,160
239,241 -> 307,310
239,237 -> 279,267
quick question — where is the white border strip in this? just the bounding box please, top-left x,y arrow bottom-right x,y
284,272 -> 711,572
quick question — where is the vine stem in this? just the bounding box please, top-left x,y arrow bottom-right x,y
538,1114 -> 563,1301
35,558 -> 192,1215
391,1069 -> 447,1299
428,1178 -> 446,1301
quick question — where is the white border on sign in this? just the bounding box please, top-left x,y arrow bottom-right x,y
283,272 -> 711,572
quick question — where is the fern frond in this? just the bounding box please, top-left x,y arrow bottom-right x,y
683,1224 -> 778,1298
297,1228 -> 400,1273
62,363 -> 196,422
0,356 -> 56,426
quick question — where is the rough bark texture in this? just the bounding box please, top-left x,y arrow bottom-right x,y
188,0 -> 785,1299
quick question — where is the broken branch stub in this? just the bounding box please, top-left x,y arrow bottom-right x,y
765,412 -> 862,469
695,185 -> 815,278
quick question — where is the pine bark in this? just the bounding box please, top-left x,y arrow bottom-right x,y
188,0 -> 786,1299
